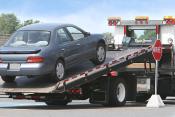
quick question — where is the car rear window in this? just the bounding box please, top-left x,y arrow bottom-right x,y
5,30 -> 50,47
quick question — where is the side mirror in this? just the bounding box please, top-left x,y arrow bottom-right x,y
84,32 -> 90,37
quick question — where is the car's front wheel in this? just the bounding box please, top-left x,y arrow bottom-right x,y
52,60 -> 65,82
91,43 -> 106,65
1,76 -> 16,83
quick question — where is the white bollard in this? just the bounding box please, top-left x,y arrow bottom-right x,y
146,94 -> 165,108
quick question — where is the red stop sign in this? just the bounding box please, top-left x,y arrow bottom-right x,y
152,40 -> 162,61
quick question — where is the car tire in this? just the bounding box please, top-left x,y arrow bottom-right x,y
45,100 -> 69,106
104,78 -> 127,107
52,59 -> 65,82
1,76 -> 16,83
91,43 -> 106,65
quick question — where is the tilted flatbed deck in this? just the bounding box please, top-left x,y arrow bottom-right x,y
0,47 -> 152,94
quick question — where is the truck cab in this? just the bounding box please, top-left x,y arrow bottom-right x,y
108,16 -> 175,101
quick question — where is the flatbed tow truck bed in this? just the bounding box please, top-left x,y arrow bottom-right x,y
0,47 -> 152,94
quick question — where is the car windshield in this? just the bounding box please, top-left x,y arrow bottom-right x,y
5,30 -> 50,47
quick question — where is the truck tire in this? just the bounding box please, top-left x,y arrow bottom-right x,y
45,100 -> 69,106
91,43 -> 106,65
1,76 -> 16,83
105,78 -> 127,106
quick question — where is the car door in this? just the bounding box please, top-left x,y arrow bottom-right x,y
65,26 -> 87,61
56,28 -> 78,66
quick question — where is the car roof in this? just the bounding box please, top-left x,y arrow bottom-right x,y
19,23 -> 76,31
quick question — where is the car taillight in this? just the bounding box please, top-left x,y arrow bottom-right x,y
27,56 -> 44,63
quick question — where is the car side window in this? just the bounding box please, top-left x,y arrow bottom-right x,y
66,27 -> 85,41
56,28 -> 71,43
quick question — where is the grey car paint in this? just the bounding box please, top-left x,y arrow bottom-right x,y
0,23 -> 105,76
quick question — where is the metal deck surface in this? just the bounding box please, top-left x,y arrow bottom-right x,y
0,48 -> 149,93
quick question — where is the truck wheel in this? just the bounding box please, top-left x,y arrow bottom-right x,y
45,100 -> 69,106
91,43 -> 106,65
52,60 -> 65,82
105,78 -> 127,106
1,76 -> 16,83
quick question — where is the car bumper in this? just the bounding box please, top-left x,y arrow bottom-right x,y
0,63 -> 51,76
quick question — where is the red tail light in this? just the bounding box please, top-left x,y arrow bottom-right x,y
27,56 -> 44,63
108,71 -> 118,78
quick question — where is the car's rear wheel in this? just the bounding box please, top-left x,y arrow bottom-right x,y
91,43 -> 106,65
1,76 -> 16,83
52,60 -> 65,82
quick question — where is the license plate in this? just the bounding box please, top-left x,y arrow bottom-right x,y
9,63 -> 20,70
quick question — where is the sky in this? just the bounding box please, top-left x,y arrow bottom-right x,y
0,0 -> 175,33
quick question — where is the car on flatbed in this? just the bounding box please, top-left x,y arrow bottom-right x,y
0,23 -> 106,83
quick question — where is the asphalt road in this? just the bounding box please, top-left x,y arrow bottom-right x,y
0,97 -> 175,117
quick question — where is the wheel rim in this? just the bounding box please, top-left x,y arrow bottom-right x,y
97,46 -> 105,62
56,62 -> 64,80
116,83 -> 126,102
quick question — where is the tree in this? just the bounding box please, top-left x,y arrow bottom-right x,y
0,13 -> 40,34
24,19 -> 40,26
138,30 -> 156,41
16,19 -> 40,29
0,14 -> 19,34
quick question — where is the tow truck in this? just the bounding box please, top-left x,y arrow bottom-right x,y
0,16 -> 174,106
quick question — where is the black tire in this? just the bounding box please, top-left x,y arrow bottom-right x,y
52,59 -> 65,82
104,78 -> 127,107
91,43 -> 106,65
1,76 -> 16,83
45,100 -> 69,106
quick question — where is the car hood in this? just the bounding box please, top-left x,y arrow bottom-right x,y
0,46 -> 42,54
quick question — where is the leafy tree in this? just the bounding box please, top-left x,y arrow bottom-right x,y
0,13 -> 19,34
24,19 -> 40,26
16,19 -> 40,29
0,13 -> 40,34
138,30 -> 156,41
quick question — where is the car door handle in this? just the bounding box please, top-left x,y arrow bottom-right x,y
61,49 -> 65,51
76,43 -> 80,46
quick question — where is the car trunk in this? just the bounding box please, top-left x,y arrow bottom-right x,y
0,47 -> 41,54
0,47 -> 42,62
